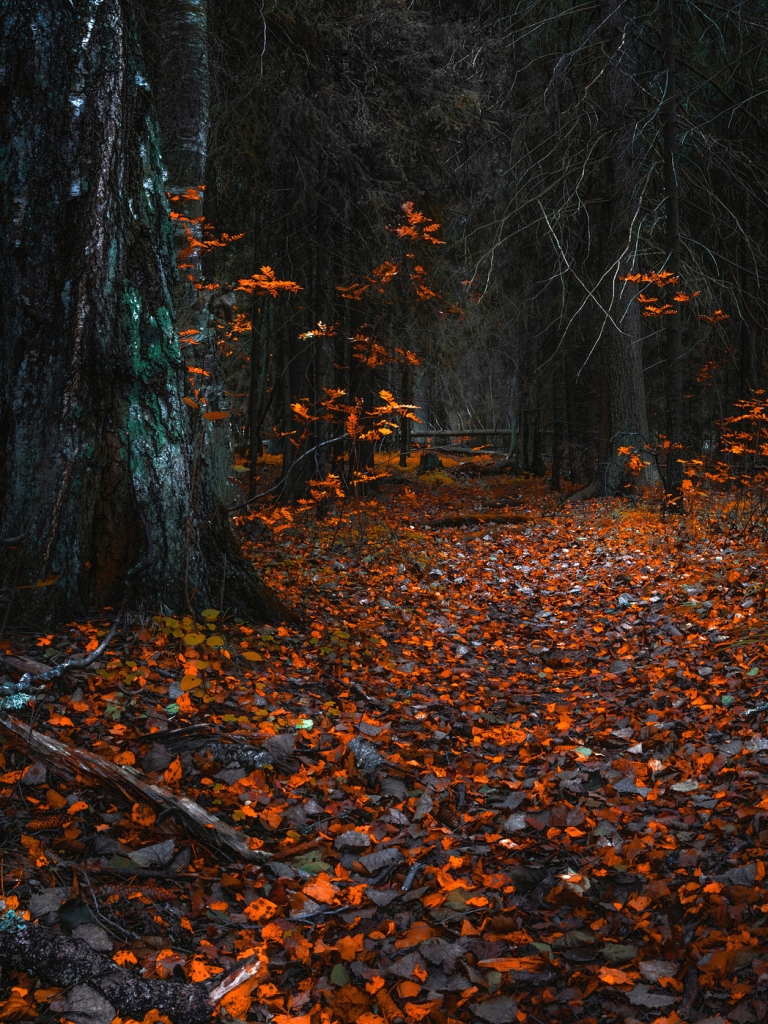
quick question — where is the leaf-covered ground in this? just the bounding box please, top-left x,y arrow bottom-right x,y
3,464 -> 768,1024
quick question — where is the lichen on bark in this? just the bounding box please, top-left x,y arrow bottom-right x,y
0,0 -> 291,624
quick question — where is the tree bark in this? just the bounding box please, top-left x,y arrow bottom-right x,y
575,1 -> 659,498
662,0 -> 684,502
0,0 -> 291,624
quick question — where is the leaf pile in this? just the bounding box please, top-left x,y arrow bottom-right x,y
2,471 -> 768,1024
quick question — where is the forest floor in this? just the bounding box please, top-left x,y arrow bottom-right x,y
3,459 -> 768,1024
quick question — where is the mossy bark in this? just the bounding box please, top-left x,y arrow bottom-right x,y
0,0 -> 291,625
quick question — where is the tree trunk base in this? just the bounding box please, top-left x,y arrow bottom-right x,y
200,507 -> 299,623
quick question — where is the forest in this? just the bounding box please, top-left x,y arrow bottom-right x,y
1,1 -> 768,1023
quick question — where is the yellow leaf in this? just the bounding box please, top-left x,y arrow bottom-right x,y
205,634 -> 225,648
184,632 -> 205,646
242,651 -> 262,662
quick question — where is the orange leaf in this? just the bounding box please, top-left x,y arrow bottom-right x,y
68,801 -> 88,815
394,921 -> 433,948
302,876 -> 338,903
203,410 -> 229,421
478,957 -> 544,972
396,981 -> 421,999
183,396 -> 199,408
33,987 -> 63,1003
627,895 -> 651,912
243,898 -> 278,922
335,934 -> 364,961
114,751 -> 135,766
262,920 -> 284,942
48,714 -> 75,727
403,1002 -> 437,1022
131,802 -> 157,827
164,756 -> 182,785
113,950 -> 138,966
221,976 -> 259,1020
0,990 -> 35,1022
599,966 -> 634,986
188,957 -> 224,982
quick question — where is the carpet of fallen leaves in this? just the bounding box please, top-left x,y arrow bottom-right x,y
3,459 -> 768,1024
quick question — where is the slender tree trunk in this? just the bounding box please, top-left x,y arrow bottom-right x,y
400,362 -> 412,468
574,1 -> 658,498
550,359 -> 565,491
662,0 -> 684,502
0,0 -> 290,624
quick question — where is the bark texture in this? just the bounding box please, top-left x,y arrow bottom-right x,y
0,0 -> 290,623
0,917 -> 213,1024
577,1 -> 659,497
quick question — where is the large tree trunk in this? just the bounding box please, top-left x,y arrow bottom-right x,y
0,0 -> 291,624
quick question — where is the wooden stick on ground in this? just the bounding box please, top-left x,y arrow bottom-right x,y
0,716 -> 271,864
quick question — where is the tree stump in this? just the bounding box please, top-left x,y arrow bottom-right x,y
419,452 -> 442,474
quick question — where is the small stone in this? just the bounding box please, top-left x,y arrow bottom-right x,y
609,660 -> 629,674
334,830 -> 371,851
503,813 -> 527,832
671,779 -> 699,793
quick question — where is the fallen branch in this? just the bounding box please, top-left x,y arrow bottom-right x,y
0,906 -> 260,1024
428,511 -> 531,528
0,614 -> 123,702
0,717 -> 270,864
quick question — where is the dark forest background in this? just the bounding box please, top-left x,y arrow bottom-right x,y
1,0 -> 767,621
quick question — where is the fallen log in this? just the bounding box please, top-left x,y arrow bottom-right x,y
0,906 -> 260,1024
0,716 -> 270,864
428,511 -> 531,528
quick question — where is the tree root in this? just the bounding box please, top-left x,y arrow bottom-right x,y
0,909 -> 261,1024
200,506 -> 300,623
